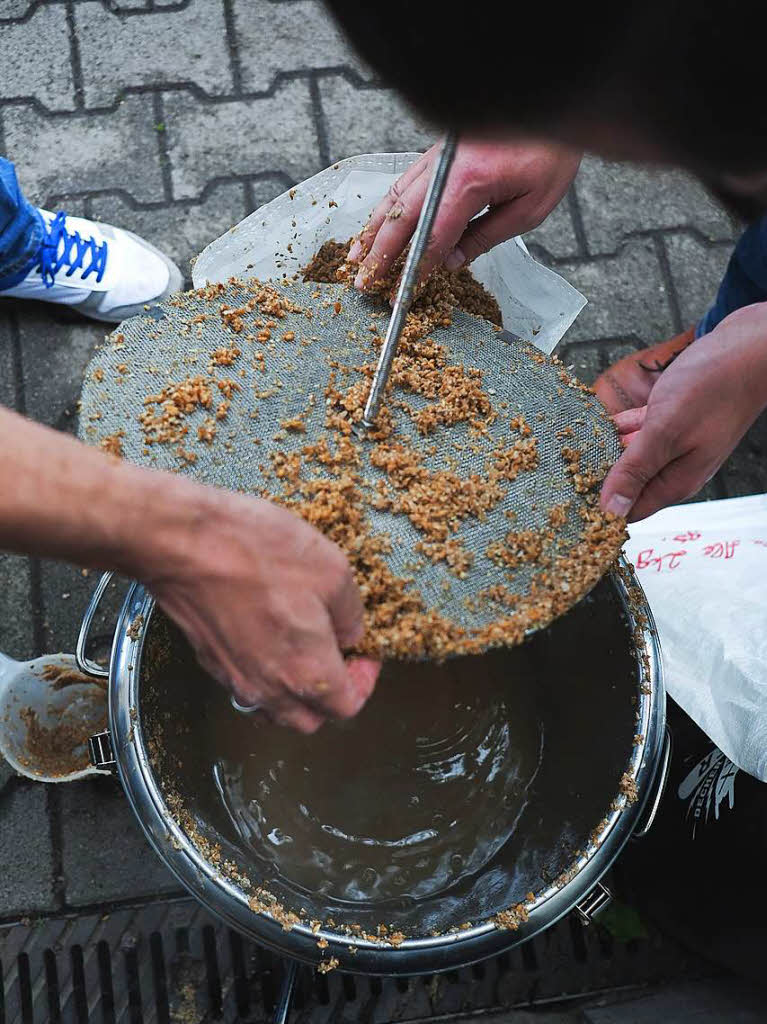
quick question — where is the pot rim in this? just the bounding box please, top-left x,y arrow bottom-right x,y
104,556 -> 665,973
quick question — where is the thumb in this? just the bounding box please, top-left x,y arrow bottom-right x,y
600,422 -> 672,519
346,655 -> 381,704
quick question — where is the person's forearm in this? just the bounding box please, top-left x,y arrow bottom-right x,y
0,407 -> 380,732
0,404 -> 210,578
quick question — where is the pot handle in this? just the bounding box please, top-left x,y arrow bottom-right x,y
76,571 -> 114,679
633,726 -> 672,839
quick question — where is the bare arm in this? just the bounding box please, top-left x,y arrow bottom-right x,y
0,406 -> 380,731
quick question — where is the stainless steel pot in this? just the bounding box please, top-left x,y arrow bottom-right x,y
78,557 -> 668,984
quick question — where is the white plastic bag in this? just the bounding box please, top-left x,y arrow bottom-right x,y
192,153 -> 586,354
625,494 -> 767,780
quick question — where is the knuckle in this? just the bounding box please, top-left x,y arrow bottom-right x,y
231,667 -> 269,701
275,657 -> 314,693
326,692 -> 362,720
620,460 -> 653,489
451,162 -> 481,196
296,664 -> 358,717
269,709 -> 296,730
462,177 -> 488,203
325,675 -> 366,718
256,656 -> 295,696
261,694 -> 299,726
363,239 -> 392,273
231,683 -> 261,707
387,179 -> 404,203
297,716 -> 323,735
464,223 -> 494,257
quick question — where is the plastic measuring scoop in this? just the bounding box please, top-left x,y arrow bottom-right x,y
0,651 -> 108,783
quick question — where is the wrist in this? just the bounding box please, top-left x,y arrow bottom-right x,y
103,463 -> 220,584
714,301 -> 767,410
0,406 -> 229,584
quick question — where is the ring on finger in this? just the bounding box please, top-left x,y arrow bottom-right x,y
230,695 -> 263,715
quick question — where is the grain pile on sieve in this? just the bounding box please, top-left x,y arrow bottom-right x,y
87,239 -> 626,659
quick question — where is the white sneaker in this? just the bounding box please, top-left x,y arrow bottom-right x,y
0,209 -> 183,323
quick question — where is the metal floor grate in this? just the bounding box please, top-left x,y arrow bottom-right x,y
0,892 -> 712,1023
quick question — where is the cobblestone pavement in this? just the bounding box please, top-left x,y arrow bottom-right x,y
0,0 -> 764,923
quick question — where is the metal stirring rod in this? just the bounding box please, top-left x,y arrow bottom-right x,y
361,133 -> 458,429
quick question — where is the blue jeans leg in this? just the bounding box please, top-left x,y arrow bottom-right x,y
0,158 -> 43,285
696,216 -> 767,337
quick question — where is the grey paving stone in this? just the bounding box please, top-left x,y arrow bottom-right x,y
0,754 -> 17,790
3,96 -> 166,205
164,81 -> 320,199
0,312 -> 17,408
38,562 -> 128,672
38,561 -> 93,660
14,302 -> 111,653
0,4 -> 75,111
576,156 -> 735,255
556,238 -> 675,345
557,341 -> 609,386
15,304 -> 106,431
664,232 -> 735,329
0,782 -> 55,915
76,0 -> 234,107
106,0 -> 152,9
12,305 -> 132,654
233,0 -> 372,92
91,183 -> 249,282
0,319 -> 36,662
59,776 -> 182,905
11,306 -> 110,656
318,76 -> 433,163
0,553 -> 35,661
593,337 -> 647,366
0,0 -> 32,17
248,174 -> 296,214
39,196 -> 89,219
524,192 -> 580,261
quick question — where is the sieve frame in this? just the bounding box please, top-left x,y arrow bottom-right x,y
91,555 -> 665,976
79,281 -> 627,652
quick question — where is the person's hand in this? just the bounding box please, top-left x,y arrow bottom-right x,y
600,303 -> 767,522
139,488 -> 381,733
0,403 -> 378,734
348,138 -> 581,289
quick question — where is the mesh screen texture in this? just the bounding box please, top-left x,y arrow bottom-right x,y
78,278 -> 623,656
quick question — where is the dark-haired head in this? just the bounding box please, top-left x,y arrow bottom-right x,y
325,0 -> 767,208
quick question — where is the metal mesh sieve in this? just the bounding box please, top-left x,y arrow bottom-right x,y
78,277 -> 623,657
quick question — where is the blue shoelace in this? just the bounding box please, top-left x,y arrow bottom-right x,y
36,211 -> 108,288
